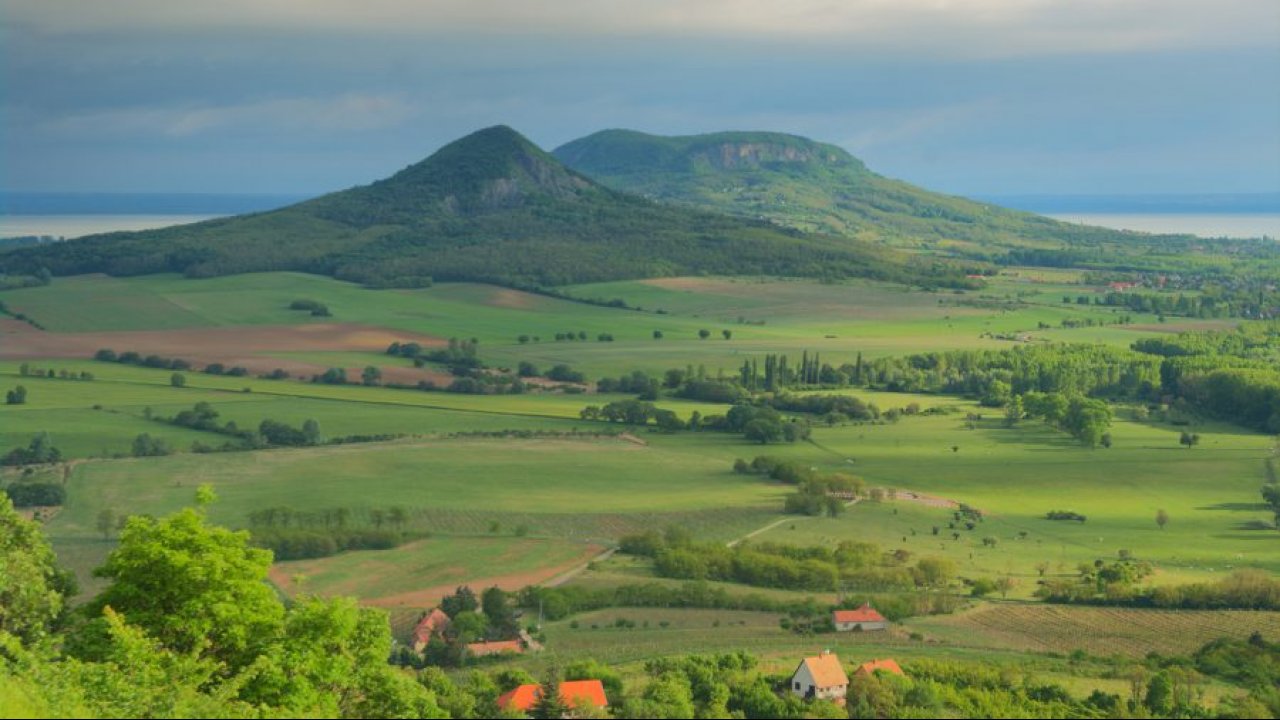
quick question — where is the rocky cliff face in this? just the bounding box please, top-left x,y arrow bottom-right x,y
696,141 -> 847,170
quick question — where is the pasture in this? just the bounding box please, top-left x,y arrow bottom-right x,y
1,271 -> 1227,380
270,536 -> 604,607
752,406 -> 1278,584
908,602 -> 1280,657
4,269 -> 1274,680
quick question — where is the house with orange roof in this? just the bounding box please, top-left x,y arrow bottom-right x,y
854,658 -> 905,678
832,603 -> 888,632
789,650 -> 848,703
465,639 -> 524,658
410,608 -> 451,652
497,679 -> 609,715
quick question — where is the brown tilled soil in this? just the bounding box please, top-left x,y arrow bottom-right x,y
485,288 -> 538,310
895,490 -> 961,509
0,319 -> 454,384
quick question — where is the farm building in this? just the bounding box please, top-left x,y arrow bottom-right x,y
497,679 -> 609,715
410,608 -> 451,652
465,639 -> 524,658
789,650 -> 849,703
833,603 -> 888,632
854,658 -> 905,678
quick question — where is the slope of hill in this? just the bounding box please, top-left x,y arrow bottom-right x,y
552,129 -> 1194,261
0,126 -> 965,289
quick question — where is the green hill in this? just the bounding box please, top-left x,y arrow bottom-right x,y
553,129 -> 1191,262
0,126 -> 965,288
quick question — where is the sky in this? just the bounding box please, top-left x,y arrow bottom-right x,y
2,0 -> 1278,198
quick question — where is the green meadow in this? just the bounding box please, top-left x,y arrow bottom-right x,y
2,270 -> 1275,674
272,535 -> 603,606
1,271 -> 1228,379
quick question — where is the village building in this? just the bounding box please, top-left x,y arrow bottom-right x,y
497,679 -> 609,715
832,603 -> 889,632
854,658 -> 905,678
410,608 -> 451,652
464,639 -> 524,658
789,650 -> 849,703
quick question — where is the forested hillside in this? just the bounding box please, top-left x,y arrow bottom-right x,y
554,130 -> 1280,274
0,126 -> 970,290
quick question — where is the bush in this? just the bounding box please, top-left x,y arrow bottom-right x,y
546,364 -> 586,383
252,528 -> 404,560
5,482 -> 66,507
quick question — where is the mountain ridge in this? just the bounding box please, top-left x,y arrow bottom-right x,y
552,128 -> 1193,260
0,126 -> 965,289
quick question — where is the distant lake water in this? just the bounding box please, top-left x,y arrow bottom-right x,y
1046,213 -> 1280,239
0,214 -> 218,239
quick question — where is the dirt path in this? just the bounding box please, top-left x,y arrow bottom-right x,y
726,497 -> 861,548
543,546 -> 619,587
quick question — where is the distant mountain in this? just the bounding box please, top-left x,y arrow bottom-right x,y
0,126 -> 968,288
553,129 -> 1189,261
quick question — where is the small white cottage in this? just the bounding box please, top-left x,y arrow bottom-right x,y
790,650 -> 849,704
832,603 -> 889,632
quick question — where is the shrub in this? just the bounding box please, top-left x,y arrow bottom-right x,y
5,482 -> 66,507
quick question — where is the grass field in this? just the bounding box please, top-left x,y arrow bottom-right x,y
4,269 -> 1275,682
752,407 -> 1277,584
33,432 -> 786,594
0,359 -> 732,459
908,602 -> 1280,657
271,536 -> 604,607
13,377 -> 1274,600
1,272 -> 1230,379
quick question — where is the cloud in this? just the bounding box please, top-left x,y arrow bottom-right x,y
6,0 -> 1277,58
43,93 -> 415,138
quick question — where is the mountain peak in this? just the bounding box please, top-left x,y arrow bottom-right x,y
554,129 -> 865,178
365,125 -> 591,216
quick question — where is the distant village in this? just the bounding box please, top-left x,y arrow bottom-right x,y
406,597 -> 903,716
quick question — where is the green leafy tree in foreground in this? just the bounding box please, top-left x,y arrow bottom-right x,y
54,485 -> 447,717
0,494 -> 74,644
75,487 -> 284,674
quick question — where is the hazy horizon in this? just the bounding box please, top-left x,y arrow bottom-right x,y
3,1 -> 1278,198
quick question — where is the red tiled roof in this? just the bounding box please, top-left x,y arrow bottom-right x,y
465,639 -> 523,657
497,680 -> 609,712
411,608 -> 450,647
854,658 -> 904,677
560,680 -> 609,710
796,653 -> 849,689
497,684 -> 540,712
833,603 -> 886,624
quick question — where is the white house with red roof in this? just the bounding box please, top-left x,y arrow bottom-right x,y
832,603 -> 888,632
790,650 -> 849,703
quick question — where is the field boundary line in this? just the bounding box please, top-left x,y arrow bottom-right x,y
544,547 -> 618,587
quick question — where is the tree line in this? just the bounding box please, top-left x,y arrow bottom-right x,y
620,526 -> 958,595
